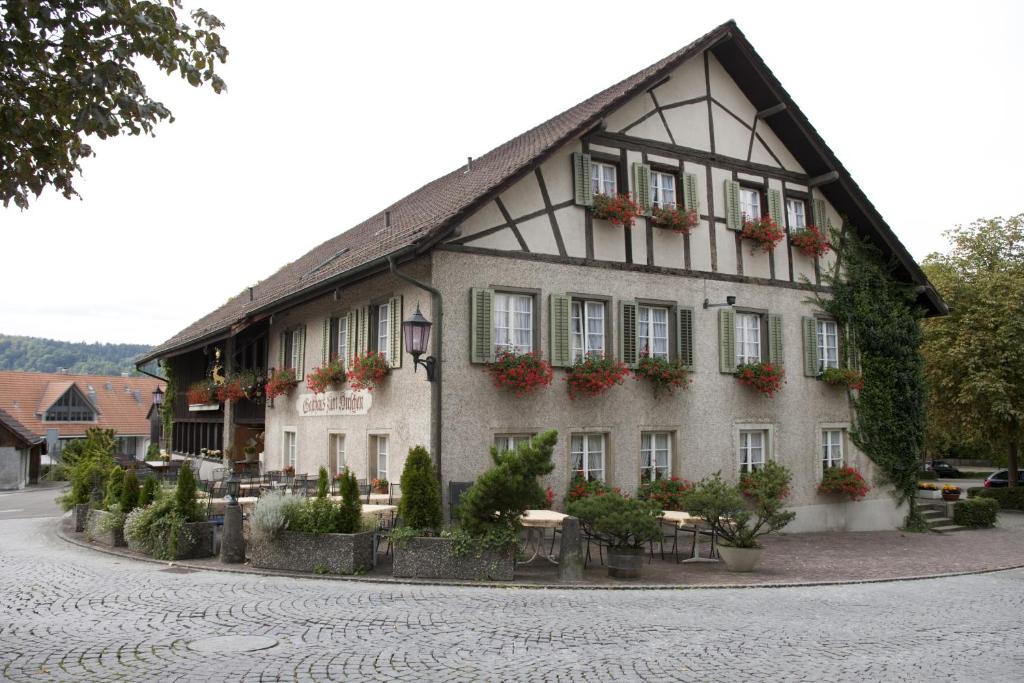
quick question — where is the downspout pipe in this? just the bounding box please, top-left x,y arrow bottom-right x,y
387,255 -> 443,484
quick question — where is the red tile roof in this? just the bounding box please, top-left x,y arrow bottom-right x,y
0,371 -> 164,439
0,408 -> 43,447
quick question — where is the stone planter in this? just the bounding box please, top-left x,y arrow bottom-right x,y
606,547 -> 645,579
717,545 -> 763,572
86,509 -> 126,547
916,489 -> 942,500
73,503 -> 90,532
128,521 -> 215,560
393,536 -> 515,581
250,530 -> 375,575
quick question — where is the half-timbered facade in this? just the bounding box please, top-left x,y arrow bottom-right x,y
139,21 -> 944,532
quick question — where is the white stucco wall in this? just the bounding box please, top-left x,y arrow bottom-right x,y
0,446 -> 28,490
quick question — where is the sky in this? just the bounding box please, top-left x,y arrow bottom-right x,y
2,0 -> 1022,346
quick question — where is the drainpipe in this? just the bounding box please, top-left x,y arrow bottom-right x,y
387,255 -> 443,483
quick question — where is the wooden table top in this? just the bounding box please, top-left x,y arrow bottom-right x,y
521,509 -> 569,529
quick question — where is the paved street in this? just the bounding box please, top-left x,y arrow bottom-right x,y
0,492 -> 1022,681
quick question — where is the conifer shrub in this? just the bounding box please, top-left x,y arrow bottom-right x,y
139,475 -> 159,507
103,466 -> 125,511
336,469 -> 363,534
120,468 -> 140,515
399,445 -> 442,533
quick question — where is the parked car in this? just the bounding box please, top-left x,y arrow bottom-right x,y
928,460 -> 961,478
983,470 -> 1024,488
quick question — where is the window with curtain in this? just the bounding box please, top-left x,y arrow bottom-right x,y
640,432 -> 671,481
335,317 -> 348,364
328,433 -> 345,475
494,434 -> 533,453
822,430 -> 844,469
590,162 -> 617,196
494,293 -> 533,354
284,430 -> 297,470
735,312 -> 762,365
638,305 -> 669,359
571,434 -> 605,481
376,303 -> 390,360
739,430 -> 766,473
375,435 -> 389,480
571,300 -> 605,362
786,198 -> 806,229
651,171 -> 676,209
740,188 -> 761,220
288,329 -> 302,370
816,319 -> 839,371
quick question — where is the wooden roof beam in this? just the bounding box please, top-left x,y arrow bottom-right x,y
757,102 -> 787,119
808,170 -> 840,187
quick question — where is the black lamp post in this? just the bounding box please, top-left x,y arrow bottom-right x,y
225,472 -> 241,505
152,386 -> 164,406
402,304 -> 436,381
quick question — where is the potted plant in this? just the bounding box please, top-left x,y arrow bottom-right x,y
124,463 -> 213,560
243,445 -> 258,462
941,484 -> 962,502
306,359 -> 346,394
567,492 -> 662,579
565,353 -> 630,399
283,465 -> 295,478
916,482 -> 942,500
817,466 -> 870,501
740,215 -> 785,252
632,353 -> 690,397
348,352 -> 390,391
485,351 -> 553,396
789,224 -> 831,258
186,379 -> 219,407
265,368 -> 299,399
591,193 -> 641,228
819,367 -> 864,391
683,461 -> 796,572
650,206 -> 699,234
637,476 -> 693,511
215,377 -> 246,402
734,362 -> 785,398
371,477 -> 389,494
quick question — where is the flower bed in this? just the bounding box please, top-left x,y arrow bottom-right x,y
591,193 -> 641,228
734,362 -> 785,398
817,466 -> 870,501
565,354 -> 630,399
740,215 -> 785,252
486,351 -> 553,396
306,360 -> 346,394
789,225 -> 831,257
819,367 -> 864,391
265,368 -> 298,399
633,355 -> 689,397
650,206 -> 698,234
348,352 -> 390,391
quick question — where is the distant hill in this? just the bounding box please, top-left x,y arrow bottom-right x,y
0,334 -> 153,376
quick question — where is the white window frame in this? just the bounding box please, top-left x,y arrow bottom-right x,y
288,329 -> 302,371
638,305 -> 670,359
376,302 -> 390,360
735,424 -> 773,474
570,433 -> 605,482
650,171 -> 676,209
640,432 -> 672,481
494,434 -> 533,454
735,312 -> 763,365
591,161 -> 618,196
283,428 -> 297,470
493,292 -> 534,355
740,187 -> 761,220
374,435 -> 389,481
571,299 -> 606,362
821,428 -> 845,470
336,316 -> 348,364
328,432 -> 346,475
786,197 -> 806,230
816,318 -> 839,372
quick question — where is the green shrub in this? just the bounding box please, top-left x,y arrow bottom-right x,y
566,476 -> 618,502
41,463 -> 67,481
316,466 -> 329,499
458,430 -> 557,540
399,445 -> 442,533
637,477 -> 693,511
120,469 -> 140,515
336,469 -> 362,534
103,466 -> 125,511
567,492 -> 662,549
969,487 -> 1024,510
145,442 -> 162,461
59,429 -> 118,510
918,470 -> 938,481
139,475 -> 159,507
250,491 -> 304,541
289,497 -> 340,534
174,462 -> 203,522
953,498 -> 999,528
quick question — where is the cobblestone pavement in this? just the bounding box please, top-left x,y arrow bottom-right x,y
1,516 -> 1022,682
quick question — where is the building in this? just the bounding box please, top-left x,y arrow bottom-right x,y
0,371 -> 165,465
0,408 -> 45,490
138,21 -> 944,531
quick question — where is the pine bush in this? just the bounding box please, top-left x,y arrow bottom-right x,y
398,445 -> 442,533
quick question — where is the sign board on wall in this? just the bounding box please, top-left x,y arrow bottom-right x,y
297,389 -> 371,417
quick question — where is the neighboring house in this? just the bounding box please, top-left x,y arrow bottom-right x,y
138,21 -> 944,532
0,371 -> 165,464
0,408 -> 45,490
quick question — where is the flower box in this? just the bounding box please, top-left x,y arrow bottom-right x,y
650,206 -> 698,234
188,402 -> 221,412
392,536 -> 514,581
565,354 -> 630,400
265,368 -> 299,399
740,215 -> 785,252
348,352 -> 390,392
250,529 -> 376,575
486,351 -> 553,396
734,362 -> 785,398
916,489 -> 943,500
306,360 -> 346,394
789,225 -> 831,258
819,368 -> 864,391
591,193 -> 641,228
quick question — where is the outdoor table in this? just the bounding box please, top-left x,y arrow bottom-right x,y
518,509 -> 568,565
660,510 -> 719,563
367,493 -> 395,504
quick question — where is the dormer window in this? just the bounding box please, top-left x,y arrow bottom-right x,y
44,387 -> 95,422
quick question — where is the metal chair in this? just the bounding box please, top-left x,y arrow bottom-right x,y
356,479 -> 371,503
447,481 -> 474,522
375,510 -> 400,559
649,519 -> 680,563
388,482 -> 401,505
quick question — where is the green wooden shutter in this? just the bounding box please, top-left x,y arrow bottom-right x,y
767,314 -> 784,366
388,295 -> 403,368
768,189 -> 784,227
632,163 -> 651,215
321,317 -> 331,364
345,310 -> 358,365
619,301 -> 638,368
683,173 -> 699,213
549,294 -> 572,368
278,331 -> 286,370
678,306 -> 695,370
359,307 -> 369,356
802,316 -> 819,376
328,317 -> 339,362
573,152 -> 593,207
470,288 -> 495,364
724,179 -> 741,230
718,308 -> 736,373
812,197 -> 828,229
297,325 -> 307,376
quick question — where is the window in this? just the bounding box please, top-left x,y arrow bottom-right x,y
494,293 -> 533,355
44,389 -> 95,422
285,329 -> 302,371
740,187 -> 761,220
786,198 -> 806,229
739,430 -> 766,473
376,302 -> 390,360
283,430 -> 297,470
375,435 -> 389,481
335,316 -> 348,363
571,434 -> 605,481
641,432 -> 671,481
735,312 -> 762,365
822,429 -> 844,469
638,305 -> 670,359
591,161 -> 617,196
651,171 -> 676,209
571,299 -> 606,362
115,436 -> 138,456
328,433 -> 346,475
816,319 -> 839,371
495,434 -> 533,453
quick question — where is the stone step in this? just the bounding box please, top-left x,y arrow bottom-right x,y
931,524 -> 968,533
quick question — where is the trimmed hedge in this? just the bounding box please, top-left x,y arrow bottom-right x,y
953,498 -> 999,528
968,487 -> 1024,510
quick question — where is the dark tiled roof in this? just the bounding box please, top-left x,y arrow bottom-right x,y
0,408 -> 43,446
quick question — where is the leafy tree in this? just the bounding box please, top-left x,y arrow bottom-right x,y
922,215 -> 1024,486
0,334 -> 151,375
398,446 -> 442,533
1,1 -> 228,208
